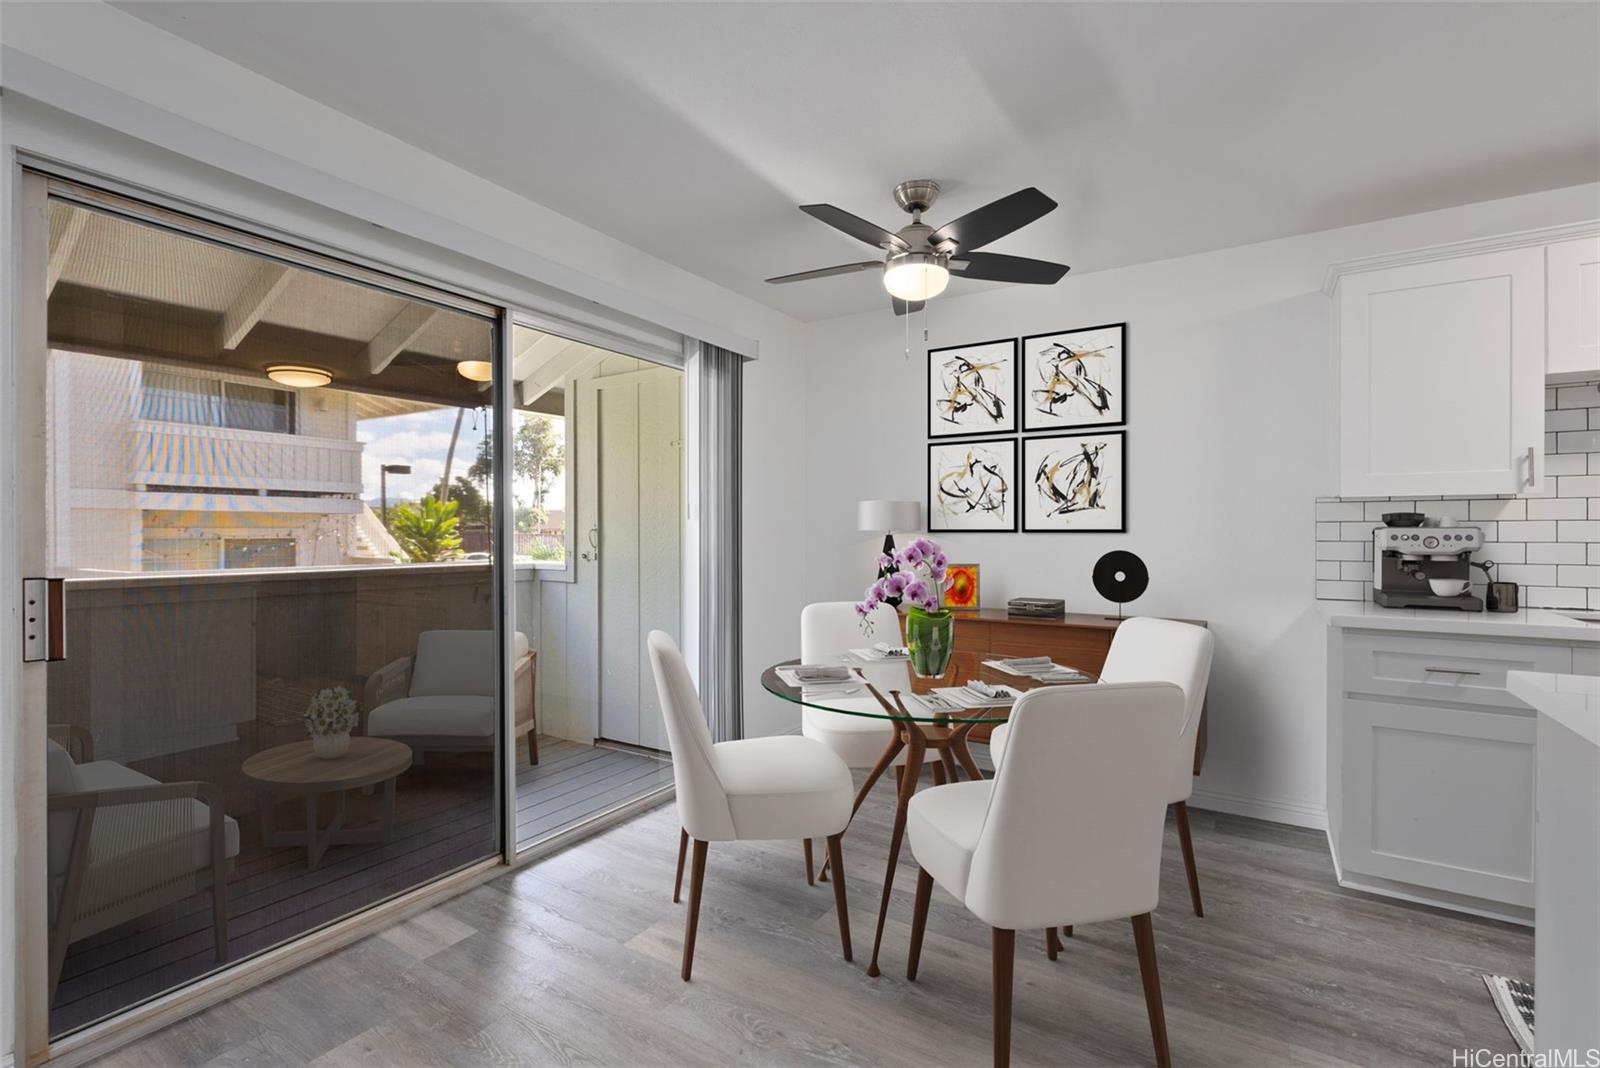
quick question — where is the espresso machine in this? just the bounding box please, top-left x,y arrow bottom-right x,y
1372,516 -> 1485,611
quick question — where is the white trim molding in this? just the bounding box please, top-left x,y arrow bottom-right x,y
1322,218 -> 1600,295
1188,787 -> 1329,832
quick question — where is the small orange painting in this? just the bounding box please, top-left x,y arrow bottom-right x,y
944,564 -> 980,611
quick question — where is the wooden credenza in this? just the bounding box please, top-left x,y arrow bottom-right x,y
905,609 -> 1208,773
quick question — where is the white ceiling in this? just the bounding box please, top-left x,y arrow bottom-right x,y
116,1 -> 1600,321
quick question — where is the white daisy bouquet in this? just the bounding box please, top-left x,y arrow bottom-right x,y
304,686 -> 358,737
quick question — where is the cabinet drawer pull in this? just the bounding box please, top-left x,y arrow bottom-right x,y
1423,666 -> 1480,677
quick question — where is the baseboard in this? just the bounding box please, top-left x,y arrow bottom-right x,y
1187,787 -> 1329,831
1336,871 -> 1533,927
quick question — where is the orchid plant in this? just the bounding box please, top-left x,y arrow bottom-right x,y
857,536 -> 949,626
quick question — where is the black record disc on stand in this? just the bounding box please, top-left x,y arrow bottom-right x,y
1093,551 -> 1149,620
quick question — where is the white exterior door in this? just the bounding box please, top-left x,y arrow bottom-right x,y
579,368 -> 683,749
1336,247 -> 1546,497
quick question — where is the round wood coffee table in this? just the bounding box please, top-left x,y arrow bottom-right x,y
242,737 -> 413,869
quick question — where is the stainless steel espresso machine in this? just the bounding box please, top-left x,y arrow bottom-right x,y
1372,515 -> 1485,611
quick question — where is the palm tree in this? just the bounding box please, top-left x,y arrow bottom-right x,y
387,496 -> 463,562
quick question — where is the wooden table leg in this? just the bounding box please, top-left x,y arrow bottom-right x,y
378,777 -> 397,840
821,731 -> 903,884
938,746 -> 961,784
950,725 -> 986,782
866,725 -> 925,978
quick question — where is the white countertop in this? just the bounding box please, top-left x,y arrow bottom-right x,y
1507,671 -> 1600,747
1321,601 -> 1600,643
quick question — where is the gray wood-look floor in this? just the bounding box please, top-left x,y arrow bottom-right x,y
92,765 -> 1531,1068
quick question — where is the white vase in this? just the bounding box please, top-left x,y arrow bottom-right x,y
312,731 -> 351,760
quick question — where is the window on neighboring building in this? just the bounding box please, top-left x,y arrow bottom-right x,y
222,537 -> 296,569
140,366 -> 222,425
224,382 -> 295,433
138,368 -> 296,435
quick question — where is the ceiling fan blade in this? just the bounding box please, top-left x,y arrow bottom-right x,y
951,252 -> 1071,285
930,188 -> 1057,252
800,204 -> 910,252
892,296 -> 925,317
765,261 -> 882,284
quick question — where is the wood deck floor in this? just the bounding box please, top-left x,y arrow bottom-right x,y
92,762 -> 1531,1068
514,738 -> 672,851
52,736 -> 668,1038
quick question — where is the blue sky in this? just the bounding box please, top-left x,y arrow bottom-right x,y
356,405 -> 565,511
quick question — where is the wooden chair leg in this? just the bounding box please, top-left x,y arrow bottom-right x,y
907,866 -> 934,981
1131,913 -> 1172,1068
673,827 -> 688,903
1063,925 -> 1073,938
1173,801 -> 1204,917
803,837 -> 815,886
993,928 -> 1016,1068
681,839 -> 708,981
826,833 -> 851,961
931,762 -> 947,786
1046,925 -> 1062,961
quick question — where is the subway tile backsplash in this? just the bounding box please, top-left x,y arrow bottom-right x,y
1315,384 -> 1600,610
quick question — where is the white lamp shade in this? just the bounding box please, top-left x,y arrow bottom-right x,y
858,499 -> 921,533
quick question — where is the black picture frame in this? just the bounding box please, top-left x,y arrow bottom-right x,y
1021,430 -> 1127,533
927,437 -> 1019,533
1020,322 -> 1127,432
927,338 -> 1019,439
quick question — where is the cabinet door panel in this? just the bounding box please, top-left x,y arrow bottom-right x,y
1343,698 -> 1533,906
1338,248 -> 1545,496
1548,236 -> 1600,379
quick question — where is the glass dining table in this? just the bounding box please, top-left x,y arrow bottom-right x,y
761,654 -> 1098,977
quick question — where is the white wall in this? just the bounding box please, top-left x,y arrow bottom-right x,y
794,182 -> 1600,828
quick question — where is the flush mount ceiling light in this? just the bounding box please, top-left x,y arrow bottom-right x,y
883,252 -> 950,303
456,360 -> 493,382
766,179 -> 1071,315
265,364 -> 332,388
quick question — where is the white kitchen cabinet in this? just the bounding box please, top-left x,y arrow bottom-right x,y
1341,697 -> 1535,908
1327,625 -> 1582,923
1332,247 -> 1546,497
1547,235 -> 1600,381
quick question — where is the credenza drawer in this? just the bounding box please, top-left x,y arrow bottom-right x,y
1342,632 -> 1572,710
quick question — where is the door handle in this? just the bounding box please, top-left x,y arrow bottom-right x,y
581,526 -> 600,562
1524,445 -> 1537,488
1422,666 -> 1479,677
22,577 -> 66,662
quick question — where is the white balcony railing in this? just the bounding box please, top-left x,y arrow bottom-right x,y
133,419 -> 363,495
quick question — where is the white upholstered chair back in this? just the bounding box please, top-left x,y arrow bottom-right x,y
647,631 -> 736,841
964,681 -> 1184,929
409,629 -> 530,698
801,601 -> 907,686
1098,618 -> 1214,803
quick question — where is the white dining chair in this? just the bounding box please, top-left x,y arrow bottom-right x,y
800,601 -> 939,880
647,630 -> 856,980
906,681 -> 1185,1068
987,617 -> 1215,916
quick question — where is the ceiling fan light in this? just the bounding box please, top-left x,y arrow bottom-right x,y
265,364 -> 332,388
883,254 -> 949,302
456,360 -> 493,382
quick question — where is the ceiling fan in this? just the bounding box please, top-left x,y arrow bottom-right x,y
765,179 -> 1070,315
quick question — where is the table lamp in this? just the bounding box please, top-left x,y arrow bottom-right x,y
858,500 -> 922,585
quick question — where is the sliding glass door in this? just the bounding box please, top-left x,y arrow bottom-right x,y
507,324 -> 678,852
21,177 -> 506,1038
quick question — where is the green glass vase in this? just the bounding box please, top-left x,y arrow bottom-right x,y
905,606 -> 955,679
